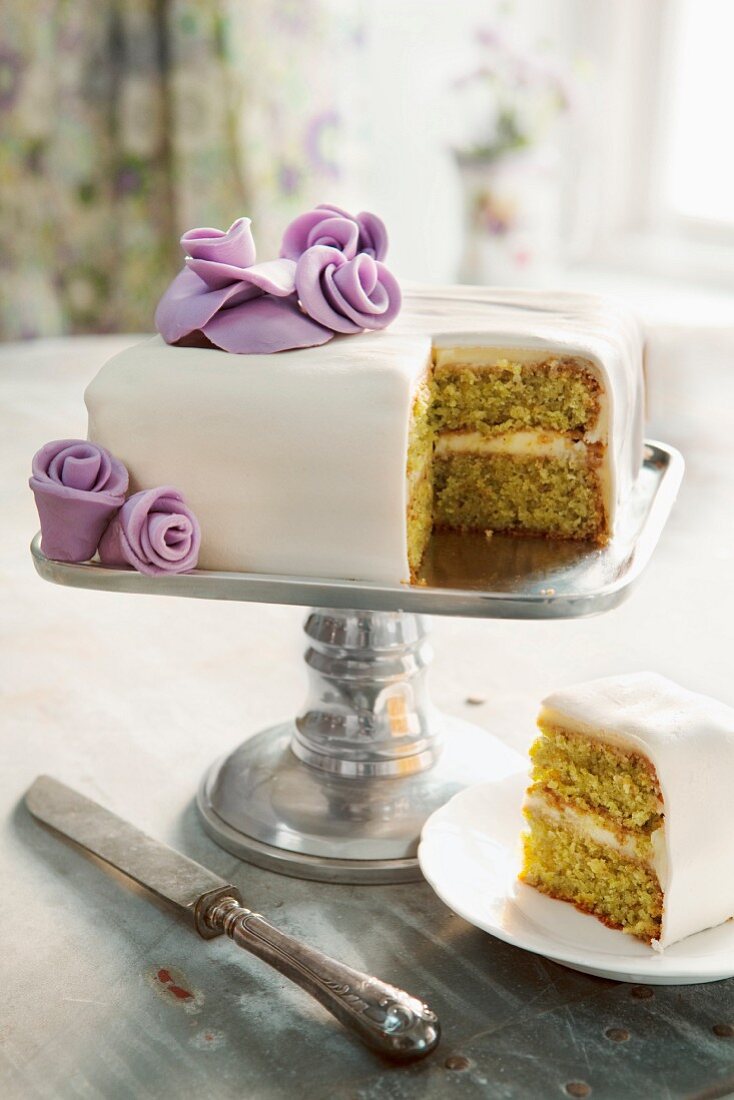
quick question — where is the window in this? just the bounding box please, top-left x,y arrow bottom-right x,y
574,0 -> 734,285
659,0 -> 734,235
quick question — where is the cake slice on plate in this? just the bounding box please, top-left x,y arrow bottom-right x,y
520,672 -> 734,950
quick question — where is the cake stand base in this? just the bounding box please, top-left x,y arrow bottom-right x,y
197,716 -> 520,883
196,607 -> 523,883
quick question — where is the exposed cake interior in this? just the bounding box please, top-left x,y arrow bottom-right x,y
430,347 -> 602,434
406,371 -> 434,577
406,346 -> 610,577
519,721 -> 664,943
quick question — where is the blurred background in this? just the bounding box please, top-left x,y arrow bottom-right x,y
2,0 -> 733,341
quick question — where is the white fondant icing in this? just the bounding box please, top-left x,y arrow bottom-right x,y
540,672 -> 734,950
85,285 -> 644,583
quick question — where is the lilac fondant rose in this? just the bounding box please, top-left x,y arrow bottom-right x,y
98,487 -> 201,577
280,204 -> 389,262
30,439 -> 129,562
295,246 -> 402,334
155,217 -> 333,354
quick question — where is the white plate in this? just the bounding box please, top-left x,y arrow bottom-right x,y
418,767 -> 734,985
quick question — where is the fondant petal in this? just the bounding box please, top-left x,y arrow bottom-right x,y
280,209 -> 334,261
356,211 -> 389,260
185,257 -> 249,290
331,254 -> 384,314
181,217 -> 256,268
185,256 -> 296,295
203,294 -> 334,354
154,268 -> 258,344
237,258 -> 297,296
324,264 -> 388,329
295,246 -> 362,334
60,451 -> 103,491
311,205 -> 388,259
305,216 -> 359,258
280,210 -> 359,261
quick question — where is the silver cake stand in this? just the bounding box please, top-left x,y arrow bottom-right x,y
31,440 -> 682,884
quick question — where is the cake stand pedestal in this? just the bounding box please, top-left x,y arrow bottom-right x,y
198,608 -> 514,882
32,441 -> 683,883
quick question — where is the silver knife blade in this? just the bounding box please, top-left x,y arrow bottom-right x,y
26,775 -> 239,937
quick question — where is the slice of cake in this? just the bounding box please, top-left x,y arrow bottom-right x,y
520,672 -> 734,950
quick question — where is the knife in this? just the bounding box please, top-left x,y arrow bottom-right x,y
25,775 -> 440,1061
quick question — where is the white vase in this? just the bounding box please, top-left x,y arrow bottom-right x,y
455,146 -> 563,286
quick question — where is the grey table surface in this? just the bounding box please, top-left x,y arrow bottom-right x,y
2,330 -> 734,1100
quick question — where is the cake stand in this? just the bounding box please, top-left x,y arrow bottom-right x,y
32,441 -> 682,884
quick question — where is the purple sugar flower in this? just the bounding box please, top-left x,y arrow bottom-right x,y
280,204 -> 389,262
295,246 -> 402,335
281,208 -> 360,261
98,487 -> 201,576
30,439 -> 129,562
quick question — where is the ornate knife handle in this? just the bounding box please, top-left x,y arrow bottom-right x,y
203,896 -> 440,1061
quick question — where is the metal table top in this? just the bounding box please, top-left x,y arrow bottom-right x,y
3,333 -> 734,1100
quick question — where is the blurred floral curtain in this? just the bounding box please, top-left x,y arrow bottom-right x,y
1,0 -> 361,339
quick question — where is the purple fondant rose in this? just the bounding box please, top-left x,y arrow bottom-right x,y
280,204 -> 389,262
155,217 -> 333,355
295,246 -> 402,334
98,487 -> 201,576
30,439 -> 129,562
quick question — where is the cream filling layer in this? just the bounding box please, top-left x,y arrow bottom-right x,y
524,791 -> 667,886
433,346 -> 598,371
435,430 -> 591,461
